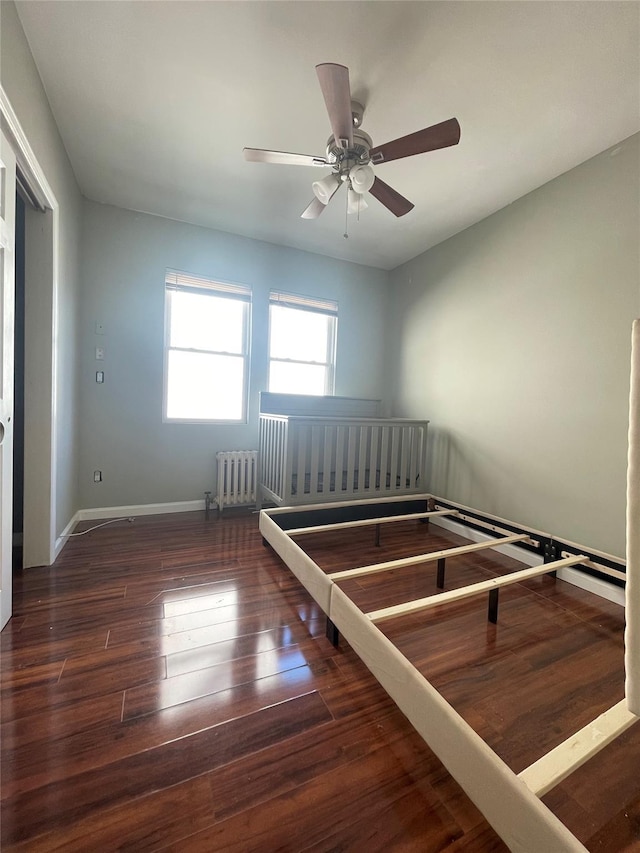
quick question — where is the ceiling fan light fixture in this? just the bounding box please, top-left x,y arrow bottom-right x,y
349,163 -> 375,194
312,173 -> 340,205
347,188 -> 368,215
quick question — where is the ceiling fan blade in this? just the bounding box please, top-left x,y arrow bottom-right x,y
301,198 -> 327,219
316,63 -> 353,149
369,118 -> 461,165
368,177 -> 414,217
243,148 -> 328,167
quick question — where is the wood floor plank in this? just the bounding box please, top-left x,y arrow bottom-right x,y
2,692 -> 331,846
0,658 -> 66,691
2,654 -> 166,723
4,662 -> 342,796
207,710 -> 419,823
6,776 -> 215,853
164,623 -> 320,677
301,785 -> 465,852
0,691 -> 124,752
0,628 -> 109,670
123,638 -> 338,720
162,735 -> 460,852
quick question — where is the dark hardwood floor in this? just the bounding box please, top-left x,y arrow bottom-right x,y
1,510 -> 638,851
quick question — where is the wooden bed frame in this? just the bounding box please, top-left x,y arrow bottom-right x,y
259,321 -> 640,850
259,493 -> 636,851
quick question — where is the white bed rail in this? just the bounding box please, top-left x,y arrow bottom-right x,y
259,415 -> 428,507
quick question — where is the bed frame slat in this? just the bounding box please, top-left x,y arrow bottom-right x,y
287,508 -> 458,536
366,555 -> 586,624
329,533 -> 530,580
518,699 -> 638,798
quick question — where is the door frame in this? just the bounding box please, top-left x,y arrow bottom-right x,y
1,86 -> 58,567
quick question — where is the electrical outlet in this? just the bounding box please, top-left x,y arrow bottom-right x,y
93,470 -> 102,483
95,347 -> 105,360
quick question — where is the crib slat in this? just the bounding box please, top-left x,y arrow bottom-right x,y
283,419 -> 292,503
273,420 -> 279,496
271,419 -> 277,495
336,426 -> 346,494
272,421 -> 277,495
358,427 -> 368,492
322,426 -> 333,496
310,425 -> 320,498
389,427 -> 400,493
268,419 -> 274,494
380,426 -> 390,493
346,427 -> 357,496
409,427 -> 416,489
263,418 -> 269,492
369,425 -> 380,493
293,424 -> 300,496
400,428 -> 409,491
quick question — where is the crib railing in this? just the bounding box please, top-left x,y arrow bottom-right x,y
259,415 -> 429,507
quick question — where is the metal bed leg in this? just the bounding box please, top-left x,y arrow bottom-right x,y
437,558 -> 446,590
488,589 -> 499,624
326,617 -> 340,647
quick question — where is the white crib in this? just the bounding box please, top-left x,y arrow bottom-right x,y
258,393 -> 429,508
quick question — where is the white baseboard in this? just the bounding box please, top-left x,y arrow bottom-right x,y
76,499 -> 205,522
430,515 -> 624,608
555,565 -> 625,607
54,511 -> 81,558
53,500 -> 206,559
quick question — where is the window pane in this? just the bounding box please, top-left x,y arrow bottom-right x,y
166,350 -> 245,420
269,306 -> 330,362
170,291 -> 244,353
269,362 -> 326,396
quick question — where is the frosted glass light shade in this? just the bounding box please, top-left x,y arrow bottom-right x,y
347,188 -> 368,215
312,173 -> 340,204
349,164 -> 375,194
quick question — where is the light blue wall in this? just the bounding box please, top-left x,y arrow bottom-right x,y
77,201 -> 390,507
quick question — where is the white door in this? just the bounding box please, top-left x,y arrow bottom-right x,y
0,129 -> 16,631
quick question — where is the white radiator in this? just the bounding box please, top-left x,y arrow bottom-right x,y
215,450 -> 258,513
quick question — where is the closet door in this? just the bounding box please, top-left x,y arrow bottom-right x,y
0,128 -> 17,630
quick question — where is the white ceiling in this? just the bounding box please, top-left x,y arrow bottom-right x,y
15,1 -> 640,270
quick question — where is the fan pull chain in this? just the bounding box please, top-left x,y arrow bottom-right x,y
344,188 -> 349,239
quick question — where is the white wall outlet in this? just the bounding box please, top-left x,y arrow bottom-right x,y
93,470 -> 102,483
95,347 -> 105,360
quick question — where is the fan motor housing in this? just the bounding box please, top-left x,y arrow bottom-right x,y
326,129 -> 373,173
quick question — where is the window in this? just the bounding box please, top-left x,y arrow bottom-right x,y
164,270 -> 251,422
268,291 -> 337,395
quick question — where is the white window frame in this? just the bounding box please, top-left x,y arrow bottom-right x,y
163,270 -> 251,423
268,290 -> 338,396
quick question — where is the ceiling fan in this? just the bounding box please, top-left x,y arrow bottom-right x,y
243,63 -> 460,220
